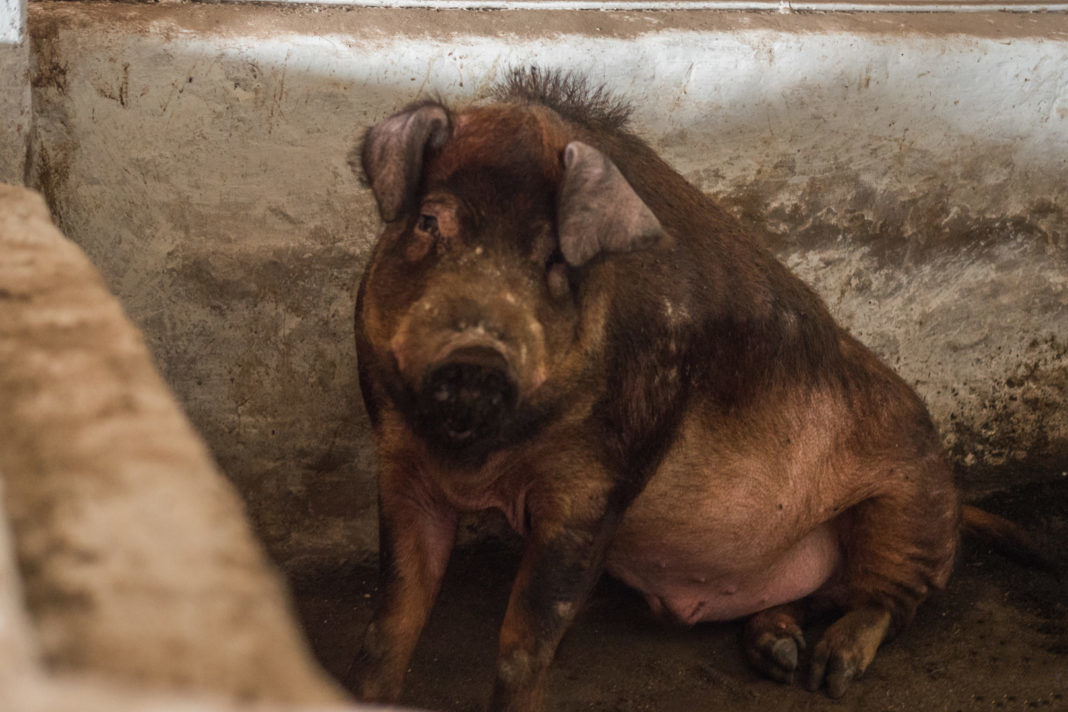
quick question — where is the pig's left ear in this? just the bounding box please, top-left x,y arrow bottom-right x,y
557,141 -> 663,267
354,102 -> 452,223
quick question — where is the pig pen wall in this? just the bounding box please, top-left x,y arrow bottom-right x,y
24,1 -> 1068,574
1,0 -> 30,184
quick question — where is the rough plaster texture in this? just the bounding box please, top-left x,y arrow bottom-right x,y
0,0 -> 31,183
0,184 -> 345,704
0,482 -> 392,712
24,3 -> 1068,570
0,479 -> 294,712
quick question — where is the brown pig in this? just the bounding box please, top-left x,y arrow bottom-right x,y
349,68 -> 961,710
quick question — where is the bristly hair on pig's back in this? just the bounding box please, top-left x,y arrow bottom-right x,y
493,66 -> 633,132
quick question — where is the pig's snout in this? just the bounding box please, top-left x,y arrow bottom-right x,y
419,345 -> 518,447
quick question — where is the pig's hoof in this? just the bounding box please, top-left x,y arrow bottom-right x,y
806,637 -> 860,698
805,607 -> 891,698
743,620 -> 806,684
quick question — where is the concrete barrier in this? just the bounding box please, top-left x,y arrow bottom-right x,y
23,2 -> 1068,572
0,184 -> 345,705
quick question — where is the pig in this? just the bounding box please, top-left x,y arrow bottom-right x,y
349,67 -> 962,711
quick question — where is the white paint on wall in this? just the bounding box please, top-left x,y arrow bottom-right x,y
0,0 -> 25,45
167,29 -> 1068,182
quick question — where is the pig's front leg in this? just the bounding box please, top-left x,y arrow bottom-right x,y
351,463 -> 458,703
489,478 -> 623,712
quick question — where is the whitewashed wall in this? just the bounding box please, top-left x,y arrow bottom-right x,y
24,3 -> 1068,570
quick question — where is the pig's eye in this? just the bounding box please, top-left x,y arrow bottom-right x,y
417,214 -> 439,235
404,213 -> 443,261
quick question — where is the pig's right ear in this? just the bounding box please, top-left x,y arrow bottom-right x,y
353,103 -> 452,223
557,141 -> 663,267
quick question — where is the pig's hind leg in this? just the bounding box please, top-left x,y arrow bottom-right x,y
804,604 -> 891,697
744,598 -> 891,697
743,595 -> 890,696
803,462 -> 959,697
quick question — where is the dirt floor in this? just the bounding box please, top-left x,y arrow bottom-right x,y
291,474 -> 1068,712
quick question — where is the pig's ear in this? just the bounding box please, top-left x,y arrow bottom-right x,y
354,103 -> 452,223
556,141 -> 663,267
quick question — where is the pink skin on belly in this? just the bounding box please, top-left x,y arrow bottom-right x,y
604,522 -> 841,625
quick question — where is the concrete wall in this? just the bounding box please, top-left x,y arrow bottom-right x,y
24,3 -> 1068,571
0,184 -> 345,705
1,0 -> 30,183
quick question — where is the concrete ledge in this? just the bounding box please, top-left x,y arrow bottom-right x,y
0,184 -> 344,704
25,2 -> 1068,568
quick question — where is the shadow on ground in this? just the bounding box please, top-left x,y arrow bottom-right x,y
291,475 -> 1068,712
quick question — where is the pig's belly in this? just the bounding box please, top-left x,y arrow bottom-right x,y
604,522 -> 840,625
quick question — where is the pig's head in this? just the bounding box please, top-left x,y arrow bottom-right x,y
354,100 -> 663,461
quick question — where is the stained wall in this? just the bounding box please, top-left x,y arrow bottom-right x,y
25,2 -> 1068,570
1,0 -> 31,183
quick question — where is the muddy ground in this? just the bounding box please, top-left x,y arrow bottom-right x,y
292,475 -> 1067,712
